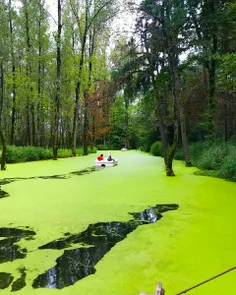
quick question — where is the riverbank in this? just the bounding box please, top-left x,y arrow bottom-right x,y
0,146 -> 97,164
0,151 -> 235,294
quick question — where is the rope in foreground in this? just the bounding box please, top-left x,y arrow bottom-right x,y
175,266 -> 236,294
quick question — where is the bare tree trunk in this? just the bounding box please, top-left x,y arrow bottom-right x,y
37,0 -> 42,147
208,0 -> 218,131
175,66 -> 191,166
52,0 -> 62,160
9,0 -> 16,145
23,0 -> 34,145
157,84 -> 178,176
71,0 -> 90,156
159,4 -> 179,176
72,39 -> 86,156
0,60 -> 6,170
83,92 -> 89,155
83,26 -> 95,155
0,130 -> 6,170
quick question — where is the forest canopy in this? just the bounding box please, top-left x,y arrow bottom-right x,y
0,0 -> 235,176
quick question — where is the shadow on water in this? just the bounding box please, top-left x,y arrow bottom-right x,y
11,268 -> 27,292
0,167 -> 97,187
0,228 -> 36,264
0,188 -> 9,199
0,273 -> 14,289
0,167 -> 97,199
33,204 -> 178,289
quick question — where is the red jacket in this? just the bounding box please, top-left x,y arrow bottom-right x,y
97,156 -> 104,161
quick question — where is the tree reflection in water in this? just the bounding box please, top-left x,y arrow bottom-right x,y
33,204 -> 178,289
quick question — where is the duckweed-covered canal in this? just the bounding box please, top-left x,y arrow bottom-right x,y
0,151 -> 235,295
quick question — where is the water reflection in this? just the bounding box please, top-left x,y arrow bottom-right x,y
0,167 -> 97,189
33,204 -> 178,289
0,273 -> 14,289
11,268 -> 27,292
0,228 -> 36,264
0,189 -> 9,199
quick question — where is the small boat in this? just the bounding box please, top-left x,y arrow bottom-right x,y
95,158 -> 118,167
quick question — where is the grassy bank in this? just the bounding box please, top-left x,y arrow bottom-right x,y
149,140 -> 236,182
0,146 -> 97,164
174,140 -> 236,182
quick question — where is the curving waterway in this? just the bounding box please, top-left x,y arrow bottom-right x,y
0,151 -> 235,295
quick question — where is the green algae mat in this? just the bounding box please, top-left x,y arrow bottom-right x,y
0,151 -> 235,295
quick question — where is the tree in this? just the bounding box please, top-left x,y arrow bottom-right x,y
0,0 -> 8,170
52,0 -> 62,160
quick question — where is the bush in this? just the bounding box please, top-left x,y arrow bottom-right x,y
189,141 -> 209,164
6,146 -> 52,163
150,141 -> 162,157
186,140 -> 236,182
4,145 -> 98,164
219,156 -> 236,182
197,150 -> 215,170
174,147 -> 185,160
139,144 -> 151,153
57,149 -> 72,158
97,144 -> 113,150
88,146 -> 97,153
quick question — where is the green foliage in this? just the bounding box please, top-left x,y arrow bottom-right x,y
150,141 -> 163,156
219,156 -> 236,182
3,146 -> 97,163
174,148 -> 185,160
177,140 -> 236,182
88,146 -> 97,154
189,142 -> 210,164
216,53 -> 236,92
57,149 -> 73,158
6,146 -> 52,163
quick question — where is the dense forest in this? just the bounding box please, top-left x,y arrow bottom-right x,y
0,0 -> 235,177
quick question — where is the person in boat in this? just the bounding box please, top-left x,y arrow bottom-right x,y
97,154 -> 104,161
139,282 -> 165,295
155,283 -> 165,295
107,152 -> 114,161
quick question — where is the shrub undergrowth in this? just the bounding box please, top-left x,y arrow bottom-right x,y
175,139 -> 236,182
1,146 -> 97,164
150,141 -> 163,157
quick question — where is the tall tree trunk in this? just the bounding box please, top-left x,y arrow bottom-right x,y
72,38 -> 87,156
167,54 -> 179,176
37,0 -> 42,147
9,0 -> 16,145
23,0 -> 34,145
208,0 -> 218,131
0,60 -> 6,170
83,91 -> 89,155
176,66 -> 191,166
159,3 -> 179,176
83,26 -> 95,155
52,0 -> 62,160
72,1 -> 89,156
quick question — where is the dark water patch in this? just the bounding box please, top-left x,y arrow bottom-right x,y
129,204 -> 178,222
0,178 -> 25,186
0,189 -> 9,199
11,268 -> 26,292
37,175 -> 69,180
70,167 -> 96,176
0,228 -> 35,237
33,204 -> 178,289
0,228 -> 36,264
0,167 -> 97,191
0,272 -> 14,289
